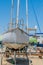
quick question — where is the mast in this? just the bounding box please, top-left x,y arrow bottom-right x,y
16,0 -> 20,28
11,0 -> 14,22
8,0 -> 14,30
26,0 -> 28,33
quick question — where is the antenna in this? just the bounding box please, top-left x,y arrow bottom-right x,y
16,0 -> 20,28
26,0 -> 28,33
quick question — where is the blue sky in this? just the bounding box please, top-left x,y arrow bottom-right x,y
0,0 -> 43,34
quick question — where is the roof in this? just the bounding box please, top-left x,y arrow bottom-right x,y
36,33 -> 43,34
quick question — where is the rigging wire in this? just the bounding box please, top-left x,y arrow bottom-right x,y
30,0 -> 41,33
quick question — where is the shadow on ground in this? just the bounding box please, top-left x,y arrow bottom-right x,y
7,58 -> 29,65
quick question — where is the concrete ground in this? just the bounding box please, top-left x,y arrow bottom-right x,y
29,56 -> 43,65
0,54 -> 43,65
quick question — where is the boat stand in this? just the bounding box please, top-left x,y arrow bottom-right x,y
14,51 -> 16,65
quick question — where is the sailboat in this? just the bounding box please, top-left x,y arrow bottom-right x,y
1,0 -> 29,51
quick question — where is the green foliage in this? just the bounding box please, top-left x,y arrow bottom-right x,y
29,37 -> 37,43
